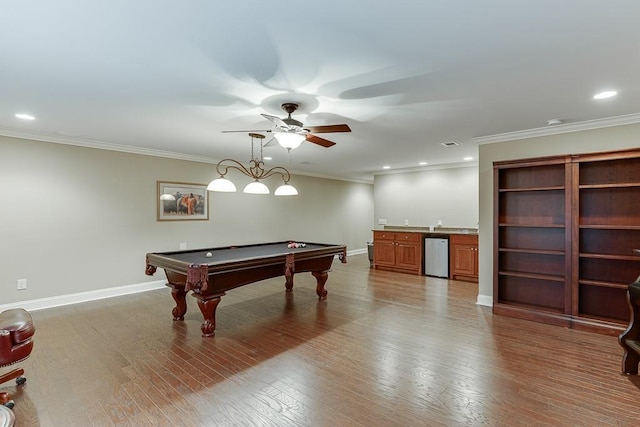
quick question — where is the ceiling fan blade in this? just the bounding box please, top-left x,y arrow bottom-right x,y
306,134 -> 336,148
261,113 -> 290,129
305,124 -> 351,133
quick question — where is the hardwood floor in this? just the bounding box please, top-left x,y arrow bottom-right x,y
4,254 -> 640,426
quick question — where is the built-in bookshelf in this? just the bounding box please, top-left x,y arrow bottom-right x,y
494,156 -> 572,326
573,152 -> 640,331
494,149 -> 640,335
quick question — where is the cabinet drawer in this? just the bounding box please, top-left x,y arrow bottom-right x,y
373,231 -> 395,241
396,232 -> 421,242
450,234 -> 478,245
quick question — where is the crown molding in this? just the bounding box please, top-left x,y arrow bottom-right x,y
472,112 -> 640,145
0,127 -> 220,164
0,127 -> 373,184
373,160 -> 478,177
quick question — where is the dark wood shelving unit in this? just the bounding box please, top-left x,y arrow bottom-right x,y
572,151 -> 640,332
494,149 -> 640,335
493,155 -> 571,326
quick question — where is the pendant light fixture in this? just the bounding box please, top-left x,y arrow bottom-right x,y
207,133 -> 298,196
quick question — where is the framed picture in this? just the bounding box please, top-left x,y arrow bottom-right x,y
157,181 -> 209,221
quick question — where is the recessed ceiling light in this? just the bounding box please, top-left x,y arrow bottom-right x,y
593,90 -> 617,100
464,157 -> 474,161
547,119 -> 563,126
419,161 -> 427,166
382,165 -> 390,169
15,113 -> 35,120
263,156 -> 272,160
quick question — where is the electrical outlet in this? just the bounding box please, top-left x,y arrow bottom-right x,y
378,218 -> 387,225
179,242 -> 187,250
404,219 -> 409,226
17,279 -> 27,290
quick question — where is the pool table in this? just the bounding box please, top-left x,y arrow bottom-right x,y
145,241 -> 347,336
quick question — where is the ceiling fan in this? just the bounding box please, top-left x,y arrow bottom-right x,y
223,103 -> 351,149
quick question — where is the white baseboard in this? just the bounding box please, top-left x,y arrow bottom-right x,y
347,247 -> 367,256
476,294 -> 493,307
0,280 -> 167,312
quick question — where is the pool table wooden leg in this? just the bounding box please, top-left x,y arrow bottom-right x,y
195,295 -> 223,337
312,271 -> 329,300
284,274 -> 294,293
284,253 -> 294,292
167,284 -> 187,321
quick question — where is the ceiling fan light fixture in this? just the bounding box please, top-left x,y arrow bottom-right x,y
225,103 -> 349,149
208,177 -> 237,192
274,132 -> 305,150
274,183 -> 298,196
243,180 -> 270,194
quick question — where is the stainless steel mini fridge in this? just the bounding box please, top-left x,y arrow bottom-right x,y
424,238 -> 449,278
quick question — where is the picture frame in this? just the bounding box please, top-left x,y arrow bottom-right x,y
157,181 -> 209,221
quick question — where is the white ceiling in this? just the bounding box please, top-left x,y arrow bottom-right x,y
2,1 -> 640,182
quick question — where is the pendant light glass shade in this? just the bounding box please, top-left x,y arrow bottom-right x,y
275,132 -> 305,150
243,180 -> 270,194
274,183 -> 298,196
207,177 -> 237,192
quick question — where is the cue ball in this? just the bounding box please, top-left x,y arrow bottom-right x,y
206,252 -> 213,257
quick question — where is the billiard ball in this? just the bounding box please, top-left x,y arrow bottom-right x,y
206,252 -> 213,257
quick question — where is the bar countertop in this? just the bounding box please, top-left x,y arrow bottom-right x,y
374,226 -> 478,237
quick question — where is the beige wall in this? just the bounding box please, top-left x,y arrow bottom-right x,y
373,165 -> 479,232
477,123 -> 640,304
0,136 -> 373,305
